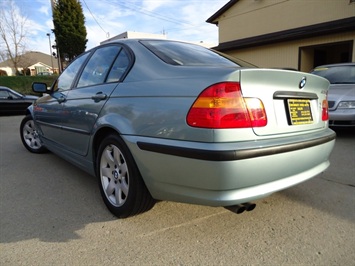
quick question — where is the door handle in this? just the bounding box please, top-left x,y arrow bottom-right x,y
91,92 -> 107,102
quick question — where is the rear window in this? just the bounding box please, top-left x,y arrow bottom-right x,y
140,40 -> 255,67
311,65 -> 355,84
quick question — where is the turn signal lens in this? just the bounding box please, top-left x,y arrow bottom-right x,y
322,99 -> 328,121
187,82 -> 267,128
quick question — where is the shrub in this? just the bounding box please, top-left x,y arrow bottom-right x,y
0,76 -> 58,95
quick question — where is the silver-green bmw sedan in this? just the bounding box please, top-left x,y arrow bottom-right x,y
20,39 -> 336,218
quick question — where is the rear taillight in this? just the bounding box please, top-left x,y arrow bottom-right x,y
322,99 -> 329,121
186,82 -> 267,129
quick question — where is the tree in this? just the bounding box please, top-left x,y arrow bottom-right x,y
0,0 -> 28,75
52,0 -> 88,64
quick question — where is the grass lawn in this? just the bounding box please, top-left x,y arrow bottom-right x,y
0,76 -> 57,95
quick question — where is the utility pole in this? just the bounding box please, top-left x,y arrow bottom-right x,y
50,0 -> 62,73
46,33 -> 54,73
50,0 -> 56,11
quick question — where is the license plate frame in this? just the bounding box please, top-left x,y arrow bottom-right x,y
287,99 -> 313,125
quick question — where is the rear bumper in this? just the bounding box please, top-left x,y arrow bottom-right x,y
148,160 -> 331,206
137,131 -> 335,161
125,129 -> 336,206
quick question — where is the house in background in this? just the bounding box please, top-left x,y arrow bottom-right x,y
100,31 -> 215,48
100,31 -> 167,45
207,0 -> 355,72
0,51 -> 59,76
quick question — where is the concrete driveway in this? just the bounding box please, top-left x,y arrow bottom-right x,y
1,115 -> 354,265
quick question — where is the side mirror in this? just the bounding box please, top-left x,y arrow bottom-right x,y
32,82 -> 48,93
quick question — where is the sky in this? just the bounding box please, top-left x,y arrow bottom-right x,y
2,0 -> 229,56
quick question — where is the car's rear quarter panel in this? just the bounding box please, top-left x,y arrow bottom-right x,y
103,67 -> 243,142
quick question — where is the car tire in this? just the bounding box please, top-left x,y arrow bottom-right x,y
20,115 -> 47,153
97,134 -> 155,218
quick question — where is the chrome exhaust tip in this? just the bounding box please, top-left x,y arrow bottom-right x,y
225,202 -> 256,214
225,204 -> 246,214
242,202 -> 256,212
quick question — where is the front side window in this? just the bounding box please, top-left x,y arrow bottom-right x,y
0,90 -> 21,99
54,52 -> 90,92
77,46 -> 122,87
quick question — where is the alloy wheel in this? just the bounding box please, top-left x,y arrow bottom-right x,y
100,144 -> 129,207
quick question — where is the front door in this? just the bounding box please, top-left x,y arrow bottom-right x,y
59,45 -> 131,156
34,52 -> 90,145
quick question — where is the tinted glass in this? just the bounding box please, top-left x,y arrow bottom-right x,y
8,91 -> 21,99
106,49 -> 130,82
0,90 -> 21,99
0,90 -> 10,99
140,40 -> 253,67
77,46 -> 121,87
312,65 -> 355,84
54,53 -> 90,91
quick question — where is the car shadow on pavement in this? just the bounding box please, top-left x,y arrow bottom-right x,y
279,126 -> 355,223
0,139 -> 117,244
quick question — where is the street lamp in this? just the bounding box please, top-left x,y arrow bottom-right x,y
46,33 -> 54,74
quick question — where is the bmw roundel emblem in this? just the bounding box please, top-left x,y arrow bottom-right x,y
299,77 -> 307,89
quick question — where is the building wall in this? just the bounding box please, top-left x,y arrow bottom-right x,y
211,0 -> 355,72
0,63 -> 56,76
0,67 -> 15,76
217,0 -> 355,43
227,31 -> 355,72
101,31 -> 167,44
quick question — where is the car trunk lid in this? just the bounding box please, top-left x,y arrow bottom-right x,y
239,69 -> 330,136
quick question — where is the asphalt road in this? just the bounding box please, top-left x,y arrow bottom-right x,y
1,115 -> 354,265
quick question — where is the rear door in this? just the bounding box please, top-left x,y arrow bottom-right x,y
59,45 -> 131,156
239,69 -> 329,136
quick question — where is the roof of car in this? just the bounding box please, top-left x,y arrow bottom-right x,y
315,62 -> 355,68
0,86 -> 11,90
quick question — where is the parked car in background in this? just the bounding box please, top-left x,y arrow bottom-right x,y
311,63 -> 355,127
0,86 -> 38,116
37,72 -> 52,76
20,39 -> 335,218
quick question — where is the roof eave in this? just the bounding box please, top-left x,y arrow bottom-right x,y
213,17 -> 355,51
206,0 -> 239,25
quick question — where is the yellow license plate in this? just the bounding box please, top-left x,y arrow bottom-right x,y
288,99 -> 313,125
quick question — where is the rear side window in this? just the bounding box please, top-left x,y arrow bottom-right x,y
106,49 -> 130,83
140,40 -> 251,67
77,46 -> 121,87
0,90 -> 11,99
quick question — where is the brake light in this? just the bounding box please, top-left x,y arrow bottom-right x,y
322,99 -> 329,121
186,82 -> 267,128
